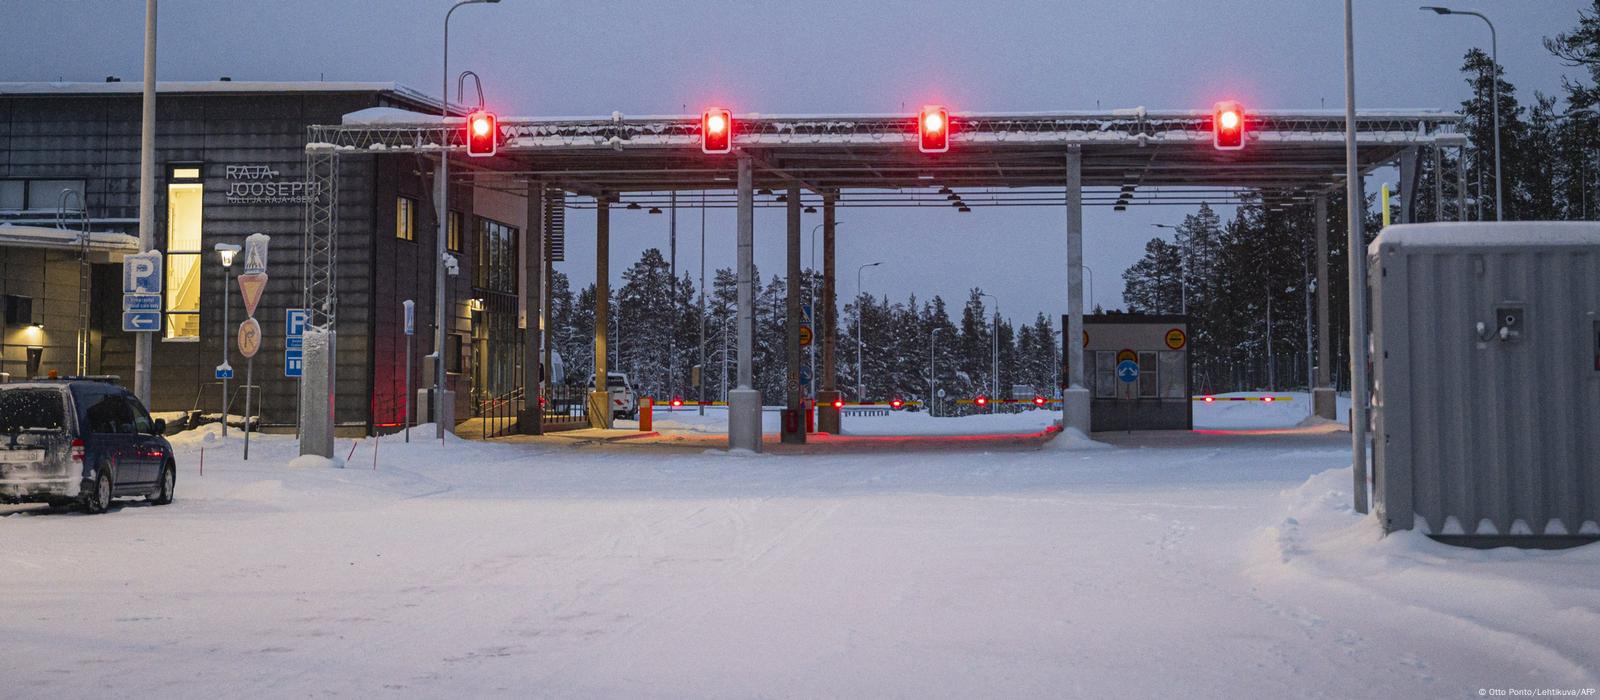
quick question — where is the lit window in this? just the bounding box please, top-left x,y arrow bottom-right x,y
447,211 -> 464,252
163,165 -> 204,340
396,196 -> 416,241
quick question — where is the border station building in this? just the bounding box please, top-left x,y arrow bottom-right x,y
0,81 -> 533,433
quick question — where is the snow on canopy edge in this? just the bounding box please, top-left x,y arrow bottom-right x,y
1371,222 -> 1600,252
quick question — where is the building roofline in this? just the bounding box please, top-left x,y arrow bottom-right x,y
0,80 -> 451,113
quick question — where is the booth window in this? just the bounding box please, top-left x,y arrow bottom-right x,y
396,196 -> 416,241
1159,351 -> 1187,399
1138,351 -> 1158,398
447,211 -> 464,252
474,218 -> 518,293
1093,350 -> 1115,398
164,165 -> 204,340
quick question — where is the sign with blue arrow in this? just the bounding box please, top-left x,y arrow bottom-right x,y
1116,359 -> 1140,384
122,311 -> 161,333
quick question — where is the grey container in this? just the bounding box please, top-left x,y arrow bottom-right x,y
1370,222 -> 1600,546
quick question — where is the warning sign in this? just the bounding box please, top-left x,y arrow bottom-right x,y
1165,328 -> 1187,350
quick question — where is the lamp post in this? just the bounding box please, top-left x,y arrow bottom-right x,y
1080,265 -> 1095,312
978,291 -> 999,412
1347,0 -> 1372,514
435,0 -> 500,440
1423,6 -> 1502,221
855,261 -> 881,399
214,243 -> 239,438
929,326 -> 942,417
810,221 -> 836,399
1152,222 -> 1188,314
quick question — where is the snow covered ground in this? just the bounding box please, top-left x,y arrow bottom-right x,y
3,396 -> 1596,698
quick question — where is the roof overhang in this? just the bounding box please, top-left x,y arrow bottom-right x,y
0,225 -> 140,262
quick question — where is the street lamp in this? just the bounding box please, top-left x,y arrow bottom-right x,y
435,0 -> 500,440
1422,6 -> 1502,221
978,291 -> 999,412
1081,265 -> 1095,312
856,261 -> 881,399
214,242 -> 240,438
929,326 -> 943,417
1152,222 -> 1188,314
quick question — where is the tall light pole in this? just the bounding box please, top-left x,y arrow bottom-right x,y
855,261 -> 881,399
929,326 -> 942,417
1346,0 -> 1372,514
1423,6 -> 1502,221
435,0 -> 500,440
1152,222 -> 1188,314
978,291 -> 999,411
810,221 -> 835,399
1080,265 -> 1095,312
699,190 -> 707,415
214,243 -> 239,438
133,0 -> 156,406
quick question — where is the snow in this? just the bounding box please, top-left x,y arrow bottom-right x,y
1373,221 -> 1600,250
0,224 -> 140,251
2,402 -> 1595,697
342,106 -> 450,125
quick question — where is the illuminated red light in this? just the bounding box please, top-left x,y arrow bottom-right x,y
671,397 -> 684,408
702,108 -> 733,154
1212,100 -> 1245,151
1262,396 -> 1275,403
890,398 -> 904,409
465,109 -> 497,157
918,105 -> 949,154
1033,395 -> 1046,406
974,395 -> 989,407
1203,395 -> 1216,403
832,399 -> 845,410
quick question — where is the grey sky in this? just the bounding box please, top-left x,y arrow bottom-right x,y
1,0 -> 1586,323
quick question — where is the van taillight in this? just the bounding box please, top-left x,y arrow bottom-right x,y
71,439 -> 85,462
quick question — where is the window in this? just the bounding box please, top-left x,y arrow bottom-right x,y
474,217 -> 518,293
1094,350 -> 1115,398
446,334 -> 466,374
164,165 -> 204,340
1,178 -> 86,210
1159,351 -> 1187,399
396,196 -> 416,241
0,389 -> 65,432
1138,351 -> 1159,398
447,211 -> 464,252
84,394 -> 134,434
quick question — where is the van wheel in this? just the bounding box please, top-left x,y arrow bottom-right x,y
83,471 -> 113,514
150,462 -> 175,505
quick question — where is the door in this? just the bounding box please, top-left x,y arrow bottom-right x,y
127,399 -> 165,485
81,392 -> 137,490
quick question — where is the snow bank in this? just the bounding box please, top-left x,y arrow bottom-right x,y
1041,426 -> 1113,451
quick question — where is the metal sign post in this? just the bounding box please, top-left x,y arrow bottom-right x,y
237,233 -> 269,461
403,299 -> 414,443
238,317 -> 262,459
1116,348 -> 1139,435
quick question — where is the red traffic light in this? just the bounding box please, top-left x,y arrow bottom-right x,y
890,398 -> 905,410
1212,101 -> 1245,151
918,105 -> 949,154
1032,395 -> 1047,407
702,108 -> 732,154
974,395 -> 989,407
466,110 -> 497,157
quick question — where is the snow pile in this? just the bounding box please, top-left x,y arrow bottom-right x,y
1041,426 -> 1113,451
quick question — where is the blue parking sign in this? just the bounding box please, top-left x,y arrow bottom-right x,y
285,308 -> 307,338
284,349 -> 303,378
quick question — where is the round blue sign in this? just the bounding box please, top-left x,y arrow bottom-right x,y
1116,359 -> 1140,383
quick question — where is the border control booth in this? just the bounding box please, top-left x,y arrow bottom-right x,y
1070,314 -> 1192,432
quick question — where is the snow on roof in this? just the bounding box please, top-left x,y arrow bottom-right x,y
342,106 -> 451,125
0,81 -> 447,111
0,224 -> 140,253
1372,222 -> 1600,251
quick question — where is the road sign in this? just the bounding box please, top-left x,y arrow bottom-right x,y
215,364 -> 234,380
238,272 -> 268,317
122,251 -> 163,294
238,317 -> 262,358
1116,348 -> 1138,365
798,325 -> 813,347
1116,359 -> 1140,384
284,350 -> 303,378
1165,328 -> 1187,350
403,300 -> 415,336
799,364 -> 812,388
937,388 -> 947,398
122,293 -> 160,311
285,308 -> 307,337
242,233 -> 270,275
122,311 -> 160,333
286,336 -> 304,350
801,303 -> 813,323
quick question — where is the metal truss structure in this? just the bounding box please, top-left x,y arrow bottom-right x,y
301,147 -> 339,330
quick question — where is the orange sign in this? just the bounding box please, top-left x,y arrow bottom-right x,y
1116,348 -> 1138,365
237,317 -> 262,358
798,325 -> 813,347
1165,328 -> 1187,350
237,272 -> 268,318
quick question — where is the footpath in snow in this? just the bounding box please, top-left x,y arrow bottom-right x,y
2,393 -> 1595,698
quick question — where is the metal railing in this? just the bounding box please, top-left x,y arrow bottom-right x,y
476,386 -> 524,440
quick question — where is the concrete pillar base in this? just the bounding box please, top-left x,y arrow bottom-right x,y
298,330 -> 335,458
728,388 -> 763,452
1313,387 -> 1338,421
1061,386 -> 1091,435
816,390 -> 841,434
588,390 -> 613,430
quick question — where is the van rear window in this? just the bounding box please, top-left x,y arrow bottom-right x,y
0,390 -> 67,432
